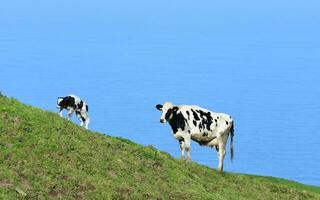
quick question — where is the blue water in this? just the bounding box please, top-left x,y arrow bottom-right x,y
1,0 -> 319,186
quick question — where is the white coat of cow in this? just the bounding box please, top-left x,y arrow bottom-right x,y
156,102 -> 234,173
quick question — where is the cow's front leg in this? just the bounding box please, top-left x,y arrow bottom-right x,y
178,139 -> 185,160
58,108 -> 63,117
184,137 -> 191,161
217,143 -> 226,173
67,109 -> 74,121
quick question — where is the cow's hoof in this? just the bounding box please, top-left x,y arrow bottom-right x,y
217,169 -> 224,174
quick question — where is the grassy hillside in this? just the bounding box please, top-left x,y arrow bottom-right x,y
0,94 -> 319,200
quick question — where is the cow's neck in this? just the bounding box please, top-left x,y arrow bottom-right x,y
168,111 -> 186,134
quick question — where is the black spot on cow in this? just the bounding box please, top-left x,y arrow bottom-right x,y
197,110 -> 213,131
198,110 -> 205,117
58,96 -> 76,109
217,116 -> 219,119
186,111 -> 190,120
179,138 -> 184,144
184,118 -> 189,126
168,108 -> 186,134
78,100 -> 84,110
226,121 -> 229,125
199,123 -> 203,130
215,145 -> 219,152
214,119 -> 218,127
188,130 -> 191,134
191,109 -> 200,121
202,132 -> 208,137
86,105 -> 89,112
193,120 -> 197,126
206,123 -> 211,130
165,108 -> 173,121
76,111 -> 86,122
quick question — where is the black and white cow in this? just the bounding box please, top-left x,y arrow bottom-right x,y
56,95 -> 90,129
156,102 -> 234,173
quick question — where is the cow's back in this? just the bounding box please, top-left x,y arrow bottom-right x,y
178,105 -> 232,144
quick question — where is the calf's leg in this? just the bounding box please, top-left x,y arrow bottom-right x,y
67,109 -> 74,121
76,111 -> 84,126
81,111 -> 90,129
59,108 -> 63,117
84,116 -> 90,129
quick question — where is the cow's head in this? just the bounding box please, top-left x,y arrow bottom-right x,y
56,97 -> 64,109
156,102 -> 178,123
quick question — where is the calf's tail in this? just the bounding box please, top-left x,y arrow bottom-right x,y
230,121 -> 234,162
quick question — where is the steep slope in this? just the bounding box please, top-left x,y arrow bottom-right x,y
0,94 -> 319,199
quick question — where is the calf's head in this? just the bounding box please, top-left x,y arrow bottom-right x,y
56,97 -> 64,109
156,102 -> 178,123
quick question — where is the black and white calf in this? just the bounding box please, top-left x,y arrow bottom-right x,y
156,102 -> 234,173
56,95 -> 90,129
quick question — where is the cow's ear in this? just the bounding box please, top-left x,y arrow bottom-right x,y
156,104 -> 163,111
172,106 -> 179,112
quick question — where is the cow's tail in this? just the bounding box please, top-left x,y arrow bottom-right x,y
230,121 -> 234,162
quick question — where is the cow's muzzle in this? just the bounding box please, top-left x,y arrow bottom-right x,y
160,119 -> 165,123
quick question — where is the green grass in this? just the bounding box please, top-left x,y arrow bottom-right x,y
0,94 -> 319,200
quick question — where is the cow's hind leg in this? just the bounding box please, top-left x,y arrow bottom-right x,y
81,111 -> 90,129
217,143 -> 226,173
76,111 -> 90,129
179,139 -> 185,160
217,132 -> 229,173
84,118 -> 90,129
67,109 -> 74,121
76,111 -> 84,126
